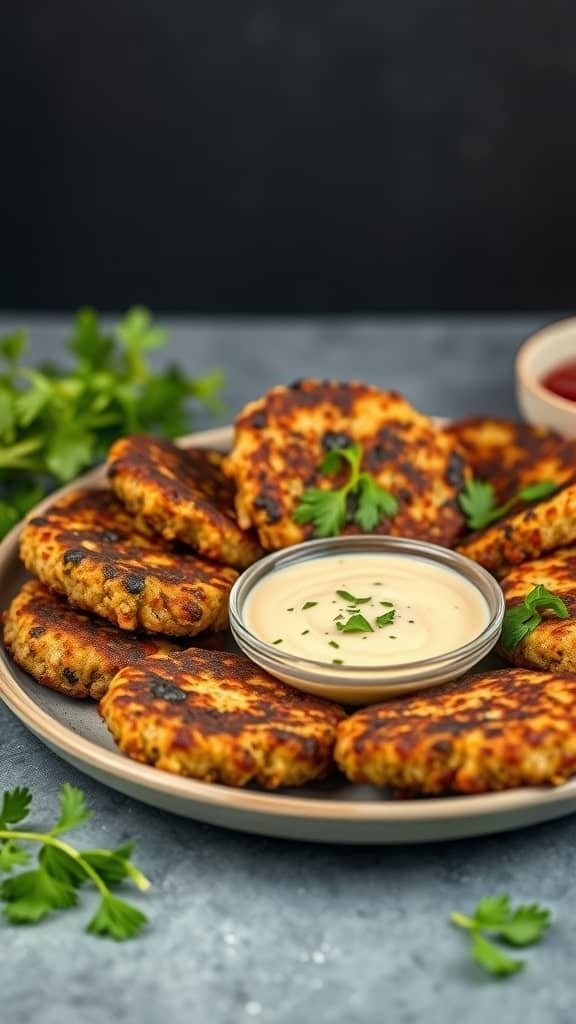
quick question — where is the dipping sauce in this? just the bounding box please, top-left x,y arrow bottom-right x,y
243,553 -> 490,667
542,358 -> 576,403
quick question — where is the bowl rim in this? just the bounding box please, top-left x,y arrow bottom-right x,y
515,316 -> 576,415
229,535 -> 505,689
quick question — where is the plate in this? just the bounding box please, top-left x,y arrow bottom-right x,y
2,425 -> 576,844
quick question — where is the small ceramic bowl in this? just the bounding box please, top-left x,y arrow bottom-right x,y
516,317 -> 576,436
229,535 -> 505,705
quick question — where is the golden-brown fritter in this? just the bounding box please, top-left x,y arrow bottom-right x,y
499,547 -> 576,673
335,668 -> 576,794
2,580 -> 178,699
100,648 -> 345,789
445,417 -> 576,502
224,380 -> 470,549
20,489 -> 237,636
107,436 -> 262,569
456,480 -> 576,578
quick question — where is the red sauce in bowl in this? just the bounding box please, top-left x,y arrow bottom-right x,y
542,359 -> 576,403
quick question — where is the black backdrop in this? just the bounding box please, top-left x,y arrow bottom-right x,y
3,1 -> 576,312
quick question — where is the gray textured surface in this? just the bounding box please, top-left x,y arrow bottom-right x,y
1,313 -> 572,1024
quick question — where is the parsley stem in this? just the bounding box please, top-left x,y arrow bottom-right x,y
0,830 -> 150,893
450,912 -> 476,930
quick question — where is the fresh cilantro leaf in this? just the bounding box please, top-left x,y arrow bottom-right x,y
52,783 -> 92,835
116,307 -> 166,353
516,481 -> 558,503
459,479 -> 497,531
460,478 -> 559,531
45,428 -> 94,482
87,893 -> 148,941
0,783 -> 150,939
354,474 -> 398,531
294,443 -> 397,538
302,601 -> 318,610
0,841 -> 31,872
293,488 -> 347,538
39,845 -> 87,886
0,787 -> 32,829
337,613 -> 374,633
1,867 -> 78,923
0,329 -> 27,362
501,585 -> 569,650
497,905 -> 551,947
473,894 -> 511,928
376,610 -> 396,627
470,932 -> 524,977
68,308 -> 114,369
336,590 -> 371,604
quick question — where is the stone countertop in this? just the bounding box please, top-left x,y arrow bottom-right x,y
1,314 -> 572,1024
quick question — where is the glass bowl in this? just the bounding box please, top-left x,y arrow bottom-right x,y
229,535 -> 505,705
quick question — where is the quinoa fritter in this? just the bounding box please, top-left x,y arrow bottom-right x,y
335,668 -> 576,794
107,436 -> 262,569
499,547 -> 576,673
224,380 -> 470,549
2,580 -> 178,699
445,417 -> 576,502
20,489 -> 237,636
100,648 -> 345,789
456,480 -> 576,578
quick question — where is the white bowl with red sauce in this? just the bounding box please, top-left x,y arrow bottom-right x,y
516,317 -> 576,436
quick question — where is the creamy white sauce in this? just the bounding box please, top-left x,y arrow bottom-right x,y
244,553 -> 490,666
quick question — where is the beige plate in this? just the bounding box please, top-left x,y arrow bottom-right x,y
2,426 -> 576,844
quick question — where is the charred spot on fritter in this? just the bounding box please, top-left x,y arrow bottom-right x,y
123,573 -> 146,595
63,548 -> 87,565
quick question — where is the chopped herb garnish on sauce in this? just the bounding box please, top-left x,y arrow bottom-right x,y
376,610 -> 396,628
336,590 -> 371,604
301,629 -> 310,635
302,601 -> 318,611
379,601 -> 394,607
336,613 -> 374,634
332,659 -> 343,665
501,585 -> 569,650
272,638 -> 284,645
328,640 -> 340,649
286,607 -> 294,612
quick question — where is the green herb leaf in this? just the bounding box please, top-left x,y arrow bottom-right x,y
302,601 -> 318,610
0,787 -> 32,829
336,590 -> 370,604
87,893 -> 148,942
460,478 -> 559,531
497,904 -> 551,947
0,329 -> 27,362
0,783 -> 150,939
336,613 -> 374,633
501,585 -> 569,650
294,443 -> 397,538
470,932 -> 524,977
473,894 -> 511,928
354,474 -> 399,531
293,488 -> 348,538
1,867 -> 78,923
376,610 -> 396,627
52,784 -> 92,835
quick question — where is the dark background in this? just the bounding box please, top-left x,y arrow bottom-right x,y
3,2 -> 576,313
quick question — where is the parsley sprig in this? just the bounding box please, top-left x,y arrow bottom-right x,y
459,478 -> 558,532
0,308 -> 224,539
293,443 -> 398,538
501,584 -> 569,650
0,783 -> 149,940
451,894 -> 551,977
